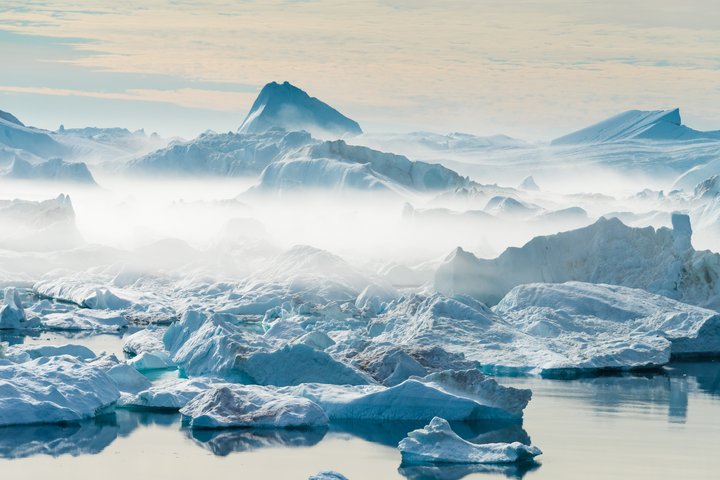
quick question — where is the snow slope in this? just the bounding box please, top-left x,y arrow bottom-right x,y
239,81 -> 362,138
552,109 -> 720,145
253,140 -> 470,195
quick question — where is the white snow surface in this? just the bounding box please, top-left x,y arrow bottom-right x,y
399,417 -> 541,465
0,356 -> 120,426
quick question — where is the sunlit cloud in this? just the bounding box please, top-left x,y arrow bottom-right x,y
1,1 -> 719,138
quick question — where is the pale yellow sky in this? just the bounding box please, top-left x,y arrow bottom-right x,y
0,0 -> 718,138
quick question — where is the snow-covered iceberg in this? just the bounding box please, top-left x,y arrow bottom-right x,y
495,282 -> 720,362
251,140 -> 470,196
239,81 -> 362,138
552,108 -> 720,145
284,375 -> 529,421
128,129 -> 312,177
399,417 -> 541,465
0,356 -> 120,426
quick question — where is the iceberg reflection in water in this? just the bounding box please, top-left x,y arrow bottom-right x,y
0,362 -> 717,479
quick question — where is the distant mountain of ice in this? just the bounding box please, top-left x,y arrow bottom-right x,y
552,108 -> 720,145
239,81 -> 362,138
129,129 -> 313,177
3,157 -> 96,184
0,110 -> 68,159
252,139 -> 471,195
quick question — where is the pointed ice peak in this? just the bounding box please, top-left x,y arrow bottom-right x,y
519,175 -> 540,191
0,110 -> 25,127
239,81 -> 362,139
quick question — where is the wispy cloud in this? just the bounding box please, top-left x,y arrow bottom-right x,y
1,1 -> 719,137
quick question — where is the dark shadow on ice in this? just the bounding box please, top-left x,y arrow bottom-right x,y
330,419 -> 530,448
186,427 -> 327,456
398,462 -> 540,480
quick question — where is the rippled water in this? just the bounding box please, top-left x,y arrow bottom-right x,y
1,331 -> 719,479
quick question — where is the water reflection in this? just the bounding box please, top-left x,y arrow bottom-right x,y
0,412 -> 178,459
399,462 -> 539,480
187,427 -> 327,456
331,420 -> 530,448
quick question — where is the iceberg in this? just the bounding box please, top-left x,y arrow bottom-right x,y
252,140 -> 470,195
495,281 -> 720,361
0,287 -> 39,330
2,157 -> 96,184
284,376 -> 528,421
435,214 -> 720,309
120,378 -> 215,410
0,356 -> 120,426
128,129 -> 312,177
552,108 -> 720,145
239,81 -> 362,138
179,384 -> 329,429
398,417 -> 541,465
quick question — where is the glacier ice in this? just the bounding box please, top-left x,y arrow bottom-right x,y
308,472 -> 349,480
399,417 -> 541,465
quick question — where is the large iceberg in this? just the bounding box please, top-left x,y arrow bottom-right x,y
128,129 -> 312,177
179,384 -> 329,429
0,356 -> 120,426
399,417 -> 541,465
495,282 -> 720,361
0,287 -> 39,330
435,214 -> 720,309
283,375 -> 529,421
239,81 -> 362,138
251,140 -> 470,195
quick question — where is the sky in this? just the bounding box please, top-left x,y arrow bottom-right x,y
0,0 -> 719,139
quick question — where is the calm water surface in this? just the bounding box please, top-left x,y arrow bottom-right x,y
1,332 -> 718,480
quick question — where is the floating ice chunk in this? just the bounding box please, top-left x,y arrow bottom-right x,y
127,351 -> 174,371
399,417 -> 541,465
87,354 -> 153,394
41,309 -> 128,332
355,283 -> 399,315
0,356 -> 120,426
180,384 -> 329,429
6,343 -> 97,363
286,377 -> 526,421
123,327 -> 167,355
495,281 -> 720,361
120,378 -> 215,410
164,311 -> 270,377
309,472 -> 349,480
